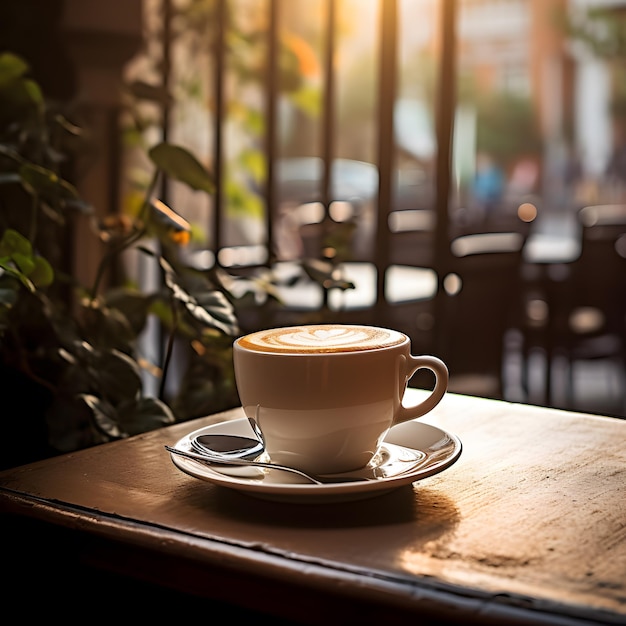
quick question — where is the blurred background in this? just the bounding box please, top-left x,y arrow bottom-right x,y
2,0 -> 625,423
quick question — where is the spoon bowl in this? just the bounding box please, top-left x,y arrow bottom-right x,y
190,433 -> 263,461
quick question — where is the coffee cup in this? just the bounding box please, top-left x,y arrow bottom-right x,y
233,324 -> 448,475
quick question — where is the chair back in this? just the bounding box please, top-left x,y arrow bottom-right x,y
440,232 -> 525,398
387,209 -> 435,267
562,205 -> 626,342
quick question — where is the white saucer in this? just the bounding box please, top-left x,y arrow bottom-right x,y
169,418 -> 462,503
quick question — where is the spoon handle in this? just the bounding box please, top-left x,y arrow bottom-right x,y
165,446 -> 322,485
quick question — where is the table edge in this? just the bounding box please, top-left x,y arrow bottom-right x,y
1,487 -> 622,626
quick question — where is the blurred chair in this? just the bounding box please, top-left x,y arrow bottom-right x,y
385,265 -> 439,390
387,209 -> 435,267
450,196 -> 536,240
550,204 -> 626,414
439,231 -> 526,400
383,209 -> 438,388
517,211 -> 583,407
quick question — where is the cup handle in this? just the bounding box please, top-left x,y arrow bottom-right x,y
393,355 -> 449,426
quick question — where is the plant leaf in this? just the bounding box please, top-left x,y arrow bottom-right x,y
28,256 -> 54,287
149,142 -> 215,194
103,287 -> 151,336
0,52 -> 29,85
159,257 -> 239,336
93,349 -> 143,405
170,345 -> 239,421
0,228 -> 32,257
80,394 -> 124,439
0,55 -> 43,125
0,260 -> 35,292
301,258 -> 355,291
80,299 -> 137,350
11,251 -> 35,276
117,396 -> 175,436
0,229 -> 53,287
19,162 -> 80,202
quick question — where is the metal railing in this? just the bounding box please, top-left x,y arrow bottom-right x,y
155,0 -> 458,356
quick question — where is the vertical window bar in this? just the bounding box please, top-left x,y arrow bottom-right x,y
265,0 -> 279,263
150,0 -> 175,386
433,0 -> 458,352
212,0 -> 226,259
375,0 -> 398,312
321,0 -> 336,215
319,0 -> 337,309
160,0 -> 173,202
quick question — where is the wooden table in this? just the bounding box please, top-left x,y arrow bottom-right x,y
1,390 -> 624,625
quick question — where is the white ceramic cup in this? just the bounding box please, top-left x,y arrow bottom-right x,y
233,324 -> 448,475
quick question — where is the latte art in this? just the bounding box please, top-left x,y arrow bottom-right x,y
237,324 -> 405,353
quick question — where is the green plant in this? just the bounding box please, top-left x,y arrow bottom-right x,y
564,6 -> 626,123
0,52 -> 243,468
473,92 -> 542,169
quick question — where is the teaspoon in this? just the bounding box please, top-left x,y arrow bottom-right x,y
165,445 -> 325,484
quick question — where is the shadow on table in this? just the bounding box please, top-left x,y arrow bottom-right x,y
201,483 -> 461,531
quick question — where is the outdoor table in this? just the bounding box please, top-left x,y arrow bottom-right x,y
1,389 -> 624,625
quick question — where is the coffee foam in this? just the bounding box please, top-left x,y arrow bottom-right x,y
237,324 -> 405,353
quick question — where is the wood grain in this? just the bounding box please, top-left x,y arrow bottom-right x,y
1,390 -> 624,624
